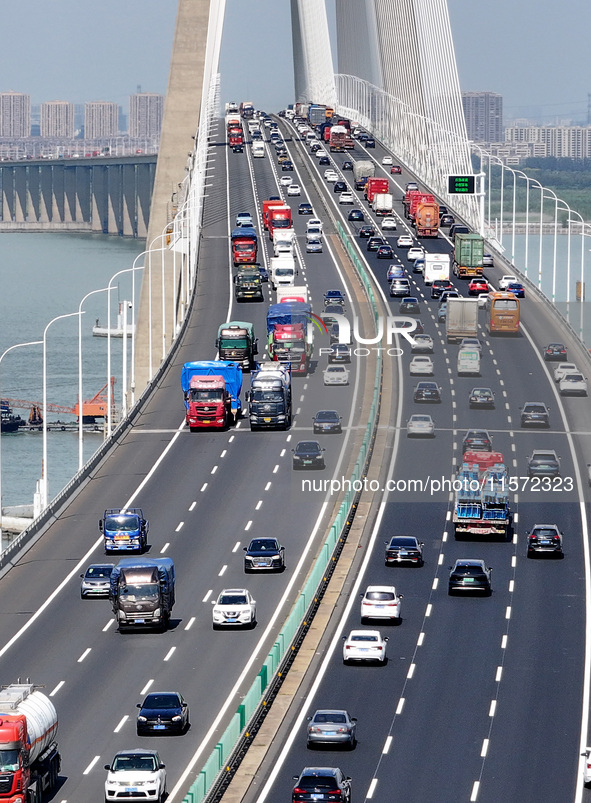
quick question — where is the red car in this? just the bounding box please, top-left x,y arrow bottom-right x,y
468,278 -> 489,296
391,165 -> 402,174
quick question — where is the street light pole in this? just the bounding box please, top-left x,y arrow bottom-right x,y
78,287 -> 108,471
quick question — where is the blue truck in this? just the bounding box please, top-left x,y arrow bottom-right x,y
181,360 -> 243,430
99,508 -> 148,553
109,557 -> 175,631
453,457 -> 510,540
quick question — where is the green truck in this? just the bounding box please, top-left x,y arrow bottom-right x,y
216,321 -> 258,371
234,266 -> 264,301
452,233 -> 484,279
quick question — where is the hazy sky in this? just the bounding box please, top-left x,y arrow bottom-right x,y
1,0 -> 588,124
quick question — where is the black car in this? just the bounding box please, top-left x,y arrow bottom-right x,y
243,537 -> 285,571
430,279 -> 454,299
298,203 -> 313,215
342,161 -> 353,171
334,181 -> 347,193
400,297 -> 420,314
319,155 -> 330,165
438,205 -> 449,217
313,410 -> 342,434
520,402 -> 550,428
348,209 -> 365,222
462,429 -> 492,453
292,441 -> 325,470
281,161 -> 294,171
469,388 -> 495,408
328,344 -> 351,364
367,237 -> 386,252
544,343 -> 568,361
413,381 -> 441,403
323,303 -> 345,323
292,767 -> 352,803
385,535 -> 424,566
136,691 -> 190,735
232,144 -> 243,153
448,560 -> 492,595
258,266 -> 269,282
359,225 -> 376,238
440,214 -> 455,227
310,142 -> 321,153
366,138 -> 375,148
324,290 -> 346,306
376,245 -> 394,259
526,524 -> 564,558
449,223 -> 470,238
527,449 -> 560,478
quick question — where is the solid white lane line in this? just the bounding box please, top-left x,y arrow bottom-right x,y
50,681 -> 65,697
77,648 -> 91,663
184,617 -> 196,631
141,679 -> 154,695
202,589 -> 213,602
189,501 -> 196,511
114,715 -> 128,733
163,647 -> 176,662
489,700 -> 497,716
219,565 -> 227,576
383,735 -> 393,754
102,619 -> 114,632
83,756 -> 100,775
232,541 -> 241,552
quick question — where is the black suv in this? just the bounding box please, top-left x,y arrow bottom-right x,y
521,402 -> 550,428
334,181 -> 347,193
243,537 -> 285,571
366,236 -> 385,252
448,560 -> 492,595
544,343 -> 567,361
292,441 -> 326,470
292,767 -> 352,803
462,429 -> 492,453
359,225 -> 376,238
385,535 -> 424,566
431,279 -> 453,299
414,381 -> 441,403
313,410 -> 342,434
526,524 -> 564,558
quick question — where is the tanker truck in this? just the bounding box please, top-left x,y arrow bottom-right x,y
0,682 -> 60,802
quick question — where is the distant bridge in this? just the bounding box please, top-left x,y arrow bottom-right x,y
0,154 -> 157,237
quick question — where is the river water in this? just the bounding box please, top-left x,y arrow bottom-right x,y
0,232 -> 144,507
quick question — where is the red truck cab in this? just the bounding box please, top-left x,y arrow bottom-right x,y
268,205 -> 293,239
262,200 -> 286,230
271,324 -> 308,375
185,375 -> 230,430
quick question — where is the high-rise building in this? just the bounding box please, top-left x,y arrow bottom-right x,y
129,93 -> 164,138
462,92 -> 503,143
0,91 -> 31,137
41,101 -> 75,138
84,101 -> 119,139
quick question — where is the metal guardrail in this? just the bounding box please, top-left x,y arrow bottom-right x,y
181,223 -> 384,803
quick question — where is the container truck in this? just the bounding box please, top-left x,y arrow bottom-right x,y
181,361 -> 243,430
268,206 -> 293,239
262,199 -> 286,230
365,177 -> 389,204
423,253 -> 450,286
308,104 -> 327,125
0,683 -> 60,802
453,233 -> 484,278
216,322 -> 258,370
267,302 -> 313,375
329,125 -> 348,152
273,228 -> 296,257
453,454 -> 510,540
277,286 -> 308,304
415,200 -> 440,237
234,267 -> 264,302
445,297 -> 479,343
110,557 -> 175,631
270,256 -> 297,289
249,362 -> 292,430
231,227 -> 257,265
353,159 -> 375,190
99,508 -> 149,553
372,193 -> 394,216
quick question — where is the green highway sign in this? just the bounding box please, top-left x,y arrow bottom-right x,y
448,175 -> 476,194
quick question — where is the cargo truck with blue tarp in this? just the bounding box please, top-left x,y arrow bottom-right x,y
453,452 -> 510,540
181,361 -> 243,430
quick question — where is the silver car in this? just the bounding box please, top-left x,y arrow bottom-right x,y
80,563 -> 114,598
409,356 -> 434,375
411,334 -> 434,354
407,414 -> 435,437
323,365 -> 350,385
306,709 -> 357,749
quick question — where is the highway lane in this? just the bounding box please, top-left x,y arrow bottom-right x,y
0,117 -> 377,801
249,120 -> 590,803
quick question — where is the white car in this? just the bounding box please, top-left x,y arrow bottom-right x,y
409,356 -> 434,375
325,172 -> 339,183
212,588 -> 256,628
287,184 -> 301,196
343,630 -> 388,664
307,218 -> 323,231
499,274 -> 518,290
407,246 -> 425,262
381,216 -> 397,230
553,362 -> 578,382
306,227 -> 322,241
382,155 -> 393,165
559,372 -> 588,396
397,235 -> 413,248
235,212 -> 253,227
477,292 -> 493,309
323,365 -> 350,386
360,585 -> 403,622
582,748 -> 591,785
459,337 -> 482,353
411,334 -> 434,353
407,413 -> 435,437
104,750 -> 166,803
339,191 -> 354,204
323,168 -> 335,179
315,148 -> 328,159
279,176 -> 292,187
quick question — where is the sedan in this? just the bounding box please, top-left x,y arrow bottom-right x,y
287,184 -> 301,196
313,410 -> 342,434
323,365 -> 350,385
281,161 -> 294,171
391,165 -> 402,174
80,563 -> 114,598
499,274 -> 518,290
235,212 -> 253,227
384,535 -> 424,566
367,236 -> 386,251
325,172 -> 339,183
366,138 -> 375,148
359,225 -> 376,238
279,176 -> 293,186
400,297 -> 420,314
339,192 -> 355,204
520,402 -> 550,428
328,344 -> 351,363
559,372 -> 588,396
136,691 -> 190,735
342,161 -> 353,171
382,155 -> 393,165
413,381 -> 441,402
306,710 -> 357,749
409,355 -> 433,375
243,537 -> 285,571
526,524 -> 564,558
314,149 -> 328,159
348,209 -> 365,221
544,342 -> 568,361
343,630 -> 388,664
462,429 -> 492,452
292,767 -> 352,803
298,203 -> 313,215
469,387 -> 495,408
406,413 -> 435,437
381,216 -> 397,230
477,292 -> 494,309
460,337 -> 482,352
333,181 -> 347,193
411,334 -> 434,353
387,264 -> 405,281
430,279 -> 454,299
212,588 -> 256,628
437,303 -> 448,323
376,244 -> 394,259
468,278 -> 489,296
412,257 -> 425,274
553,362 -> 578,382
318,155 -> 330,165
292,441 -> 326,469
397,234 -> 413,248
448,560 -> 492,596
440,213 -> 455,227
324,168 -> 337,179
306,239 -> 323,253
506,281 -> 525,298
407,246 -> 425,262
360,585 -> 402,623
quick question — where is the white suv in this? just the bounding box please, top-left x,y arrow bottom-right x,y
104,749 -> 166,802
212,588 -> 257,628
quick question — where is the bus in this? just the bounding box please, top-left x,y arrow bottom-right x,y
487,291 -> 520,334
